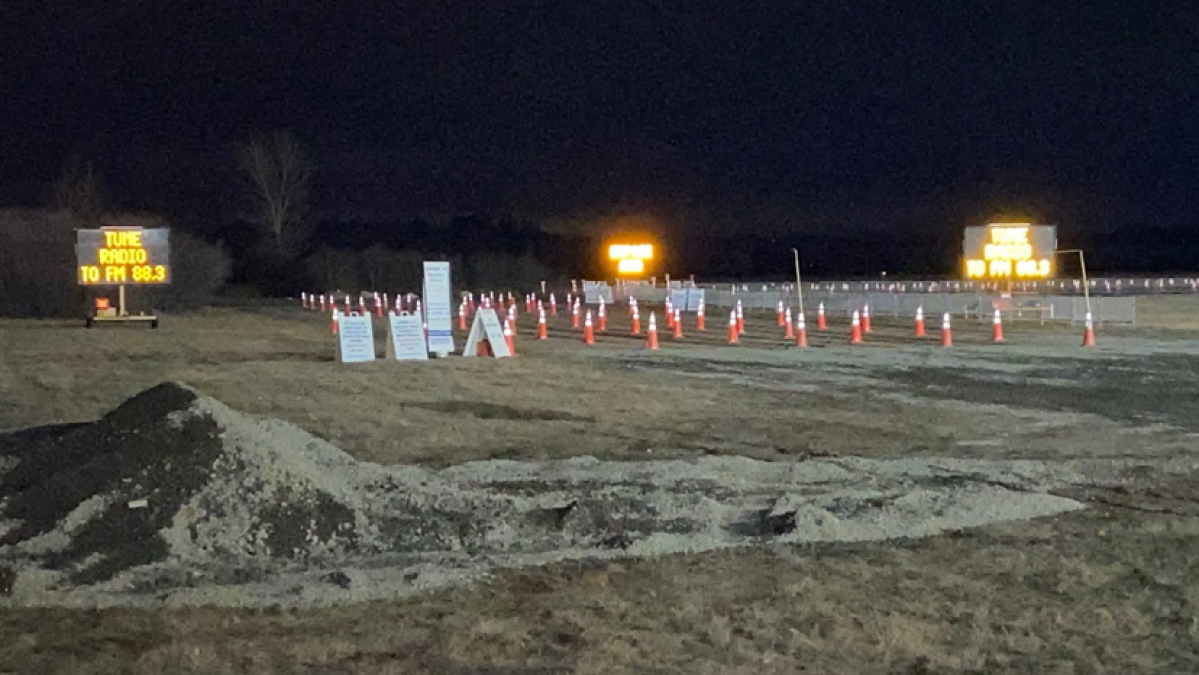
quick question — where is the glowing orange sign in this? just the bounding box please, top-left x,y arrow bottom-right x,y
76,227 -> 171,285
963,224 -> 1055,279
608,243 -> 654,276
608,244 -> 654,261
617,259 -> 645,274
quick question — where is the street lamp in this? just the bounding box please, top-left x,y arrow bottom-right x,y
791,248 -> 805,317
1055,249 -> 1091,317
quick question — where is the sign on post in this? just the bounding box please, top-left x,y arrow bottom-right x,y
463,308 -> 512,358
336,313 -> 376,363
386,313 -> 428,361
76,227 -> 171,285
422,261 -> 454,355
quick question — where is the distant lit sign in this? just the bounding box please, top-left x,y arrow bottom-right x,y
609,243 -> 657,276
608,243 -> 654,276
608,244 -> 654,261
963,224 -> 1055,279
76,227 -> 171,285
617,259 -> 645,274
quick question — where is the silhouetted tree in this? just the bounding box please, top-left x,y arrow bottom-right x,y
49,156 -> 106,224
238,131 -> 312,259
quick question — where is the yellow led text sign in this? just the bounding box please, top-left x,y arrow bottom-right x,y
76,227 -> 171,285
608,243 -> 654,276
962,223 -> 1056,279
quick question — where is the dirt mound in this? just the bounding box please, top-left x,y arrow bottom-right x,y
0,381 -> 1100,608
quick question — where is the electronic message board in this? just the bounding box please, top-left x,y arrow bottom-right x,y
76,227 -> 171,285
608,243 -> 654,275
963,223 -> 1056,279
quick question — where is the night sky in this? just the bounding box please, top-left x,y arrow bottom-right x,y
4,2 -> 1198,246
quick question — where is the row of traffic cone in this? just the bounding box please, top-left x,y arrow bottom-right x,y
456,295 -> 1098,351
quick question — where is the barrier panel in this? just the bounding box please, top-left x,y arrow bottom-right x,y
617,285 -> 1137,326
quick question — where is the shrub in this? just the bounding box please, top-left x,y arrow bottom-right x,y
0,209 -> 228,318
0,209 -> 82,318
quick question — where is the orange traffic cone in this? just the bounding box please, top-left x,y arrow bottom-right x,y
583,310 -> 595,345
992,309 -> 1005,343
672,308 -> 683,339
862,305 -> 872,333
915,306 -> 926,337
331,308 -> 339,334
666,299 -> 675,328
777,300 -> 785,327
538,308 -> 548,340
941,312 -> 953,347
646,312 -> 659,350
1082,312 -> 1096,347
572,301 -> 581,329
728,311 -> 739,345
850,310 -> 863,344
736,301 -> 745,335
320,294 -> 327,312
696,302 -> 706,331
504,321 -> 516,355
598,301 -> 607,332
459,304 -> 467,330
796,312 -> 808,348
550,294 -> 558,316
631,306 -> 641,335
817,302 -> 827,330
784,308 -> 794,339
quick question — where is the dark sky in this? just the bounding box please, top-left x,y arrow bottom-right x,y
3,1 -> 1197,237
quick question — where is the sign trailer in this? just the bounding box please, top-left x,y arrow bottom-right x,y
76,226 -> 170,328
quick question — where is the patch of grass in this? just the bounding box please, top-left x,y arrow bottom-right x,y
4,497 -> 1199,673
405,400 -> 595,423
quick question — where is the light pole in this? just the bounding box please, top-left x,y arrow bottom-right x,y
1056,249 -> 1091,317
791,248 -> 805,316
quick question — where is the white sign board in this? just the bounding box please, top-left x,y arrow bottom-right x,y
686,288 -> 705,311
669,289 -> 689,312
336,314 -> 376,363
462,308 -> 512,358
422,261 -> 455,354
583,280 -> 614,304
386,313 -> 428,361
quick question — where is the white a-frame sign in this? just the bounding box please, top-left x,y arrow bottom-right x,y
462,308 -> 511,358
386,313 -> 428,361
336,313 -> 376,363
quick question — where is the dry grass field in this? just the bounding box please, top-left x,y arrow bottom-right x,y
3,297 -> 1199,673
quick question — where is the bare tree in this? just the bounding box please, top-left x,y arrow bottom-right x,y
238,131 -> 312,258
50,156 -> 106,224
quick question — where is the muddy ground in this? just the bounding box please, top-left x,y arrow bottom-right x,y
2,296 -> 1199,673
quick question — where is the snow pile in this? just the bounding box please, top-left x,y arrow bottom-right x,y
0,381 -> 1089,608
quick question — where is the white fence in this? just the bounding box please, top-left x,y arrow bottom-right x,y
612,284 -> 1136,326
